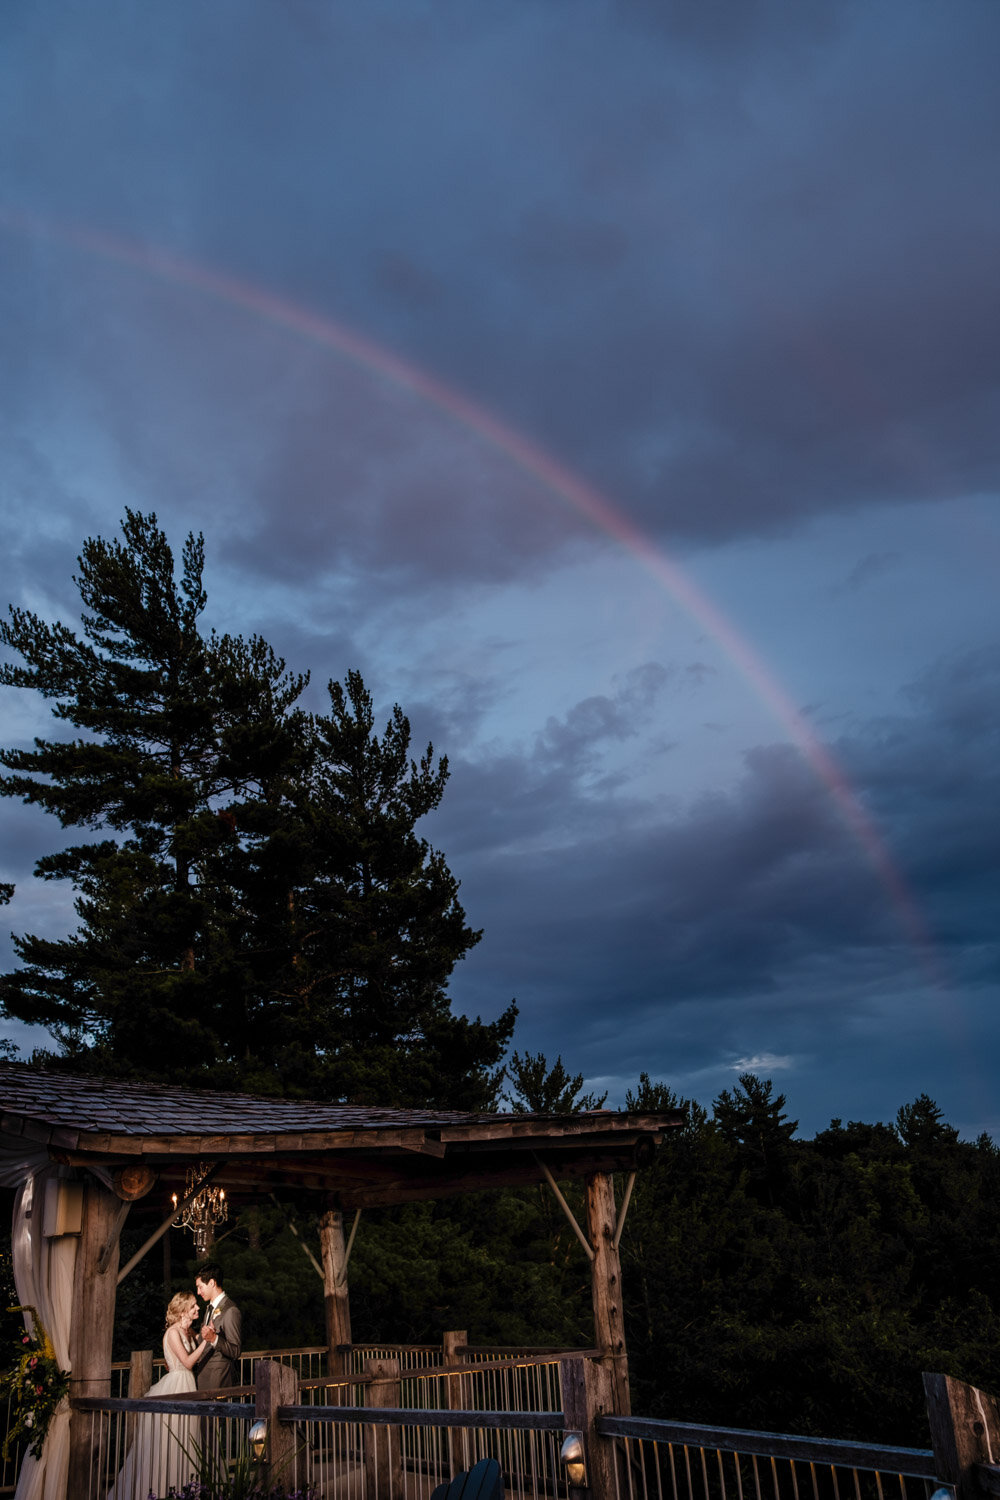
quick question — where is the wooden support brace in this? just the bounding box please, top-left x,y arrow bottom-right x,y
344,1207 -> 361,1273
537,1158 -> 594,1262
117,1161 -> 226,1285
613,1172 -> 636,1251
97,1198 -> 131,1276
270,1193 -> 324,1280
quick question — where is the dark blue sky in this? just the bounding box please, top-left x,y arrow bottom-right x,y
1,0 -> 998,1136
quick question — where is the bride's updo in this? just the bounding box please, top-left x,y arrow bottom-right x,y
165,1292 -> 196,1330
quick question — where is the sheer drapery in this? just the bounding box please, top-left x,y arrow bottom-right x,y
11,1165 -> 78,1500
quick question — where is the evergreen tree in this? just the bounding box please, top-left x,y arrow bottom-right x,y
503,1050 -> 607,1113
713,1072 -> 798,1204
896,1092 -> 960,1149
0,511 -> 513,1102
232,670 -> 515,1106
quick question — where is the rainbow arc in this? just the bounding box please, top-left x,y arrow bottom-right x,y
0,206 -> 939,970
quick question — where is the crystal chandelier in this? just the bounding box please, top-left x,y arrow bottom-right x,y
172,1162 -> 227,1254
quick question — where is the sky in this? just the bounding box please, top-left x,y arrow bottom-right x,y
0,0 -> 998,1139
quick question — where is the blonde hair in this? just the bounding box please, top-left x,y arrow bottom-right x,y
164,1292 -> 197,1330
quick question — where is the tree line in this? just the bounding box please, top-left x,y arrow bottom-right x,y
2,515 -> 997,1449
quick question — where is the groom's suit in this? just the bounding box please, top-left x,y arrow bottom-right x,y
196,1293 -> 242,1390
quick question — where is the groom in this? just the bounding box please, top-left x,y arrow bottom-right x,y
195,1262 -> 242,1390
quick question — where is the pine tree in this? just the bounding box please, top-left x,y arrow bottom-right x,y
503,1050 -> 607,1112
232,670 -> 515,1106
0,511 -> 514,1102
713,1072 -> 798,1205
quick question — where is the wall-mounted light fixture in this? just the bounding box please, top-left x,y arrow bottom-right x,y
560,1431 -> 588,1488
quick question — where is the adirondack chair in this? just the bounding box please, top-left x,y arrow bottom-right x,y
431,1455 -> 505,1500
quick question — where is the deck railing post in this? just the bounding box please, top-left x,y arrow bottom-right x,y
444,1329 -> 469,1475
126,1350 -> 153,1451
924,1372 -> 1000,1500
365,1356 -> 403,1500
561,1355 -> 621,1500
256,1357 -> 300,1489
128,1350 -> 152,1398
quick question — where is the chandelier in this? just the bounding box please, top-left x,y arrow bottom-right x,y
172,1162 -> 227,1254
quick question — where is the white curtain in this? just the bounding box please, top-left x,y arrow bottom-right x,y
11,1165 -> 78,1500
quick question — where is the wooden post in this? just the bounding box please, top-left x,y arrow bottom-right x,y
256,1358 -> 300,1490
67,1178 -> 123,1498
365,1356 -> 403,1500
126,1350 -> 153,1452
128,1349 -> 153,1399
924,1372 -> 1000,1500
585,1171 -> 631,1416
561,1355 -> 620,1500
320,1207 -> 353,1382
443,1329 -> 468,1474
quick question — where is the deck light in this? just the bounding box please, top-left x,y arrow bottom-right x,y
560,1431 -> 587,1487
249,1419 -> 268,1460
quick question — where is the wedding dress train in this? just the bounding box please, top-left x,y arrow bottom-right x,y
107,1338 -> 200,1499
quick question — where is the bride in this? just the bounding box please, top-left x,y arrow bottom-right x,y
107,1291 -> 210,1499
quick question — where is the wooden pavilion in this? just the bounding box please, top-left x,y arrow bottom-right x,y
0,1063 -> 683,1497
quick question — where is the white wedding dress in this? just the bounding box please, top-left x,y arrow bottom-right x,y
107,1335 -> 200,1500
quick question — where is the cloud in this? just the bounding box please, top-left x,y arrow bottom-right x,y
729,1053 -> 795,1073
2,2 -> 998,596
441,639 -> 999,1126
0,1 -> 997,1138
833,552 -> 900,596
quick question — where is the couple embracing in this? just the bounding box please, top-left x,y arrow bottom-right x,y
107,1262 -> 242,1499
194,1263 -> 242,1390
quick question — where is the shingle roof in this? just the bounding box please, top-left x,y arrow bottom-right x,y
0,1062 -> 481,1138
0,1063 -> 683,1207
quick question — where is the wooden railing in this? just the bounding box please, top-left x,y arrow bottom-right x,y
21,1343 -> 1000,1500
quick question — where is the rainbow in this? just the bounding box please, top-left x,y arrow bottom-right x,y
0,205 -> 939,969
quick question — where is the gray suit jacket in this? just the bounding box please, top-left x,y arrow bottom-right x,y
196,1294 -> 242,1389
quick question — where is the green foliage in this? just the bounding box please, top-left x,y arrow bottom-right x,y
503,1051 -> 608,1112
620,1076 -> 1000,1445
349,1191 -> 595,1347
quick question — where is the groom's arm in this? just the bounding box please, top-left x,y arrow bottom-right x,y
214,1301 -> 242,1362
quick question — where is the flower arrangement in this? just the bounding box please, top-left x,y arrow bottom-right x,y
1,1305 -> 70,1461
